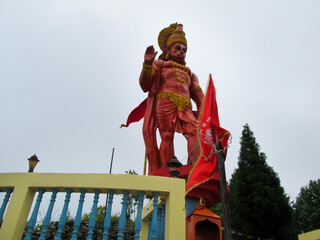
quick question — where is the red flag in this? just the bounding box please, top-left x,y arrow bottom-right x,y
120,98 -> 147,128
186,74 -> 230,195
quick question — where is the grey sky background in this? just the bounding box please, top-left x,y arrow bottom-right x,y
1,0 -> 319,207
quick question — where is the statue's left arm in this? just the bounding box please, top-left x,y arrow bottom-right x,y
190,72 -> 204,115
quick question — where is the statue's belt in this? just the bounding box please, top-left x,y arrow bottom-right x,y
156,91 -> 191,111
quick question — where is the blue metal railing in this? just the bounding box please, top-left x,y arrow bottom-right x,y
134,191 -> 145,240
25,189 -> 45,240
0,188 -> 13,225
0,173 -> 186,240
39,188 -> 58,239
20,188 -> 161,239
56,188 -> 73,240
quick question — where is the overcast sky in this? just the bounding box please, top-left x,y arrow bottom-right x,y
1,0 -> 319,204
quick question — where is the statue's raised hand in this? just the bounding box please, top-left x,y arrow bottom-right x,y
144,45 -> 158,65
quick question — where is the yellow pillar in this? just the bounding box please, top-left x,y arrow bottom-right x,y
141,199 -> 154,239
140,177 -> 186,239
141,216 -> 150,239
0,184 -> 35,239
164,180 -> 186,240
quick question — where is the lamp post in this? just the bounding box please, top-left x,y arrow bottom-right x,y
28,154 -> 39,172
167,156 -> 182,177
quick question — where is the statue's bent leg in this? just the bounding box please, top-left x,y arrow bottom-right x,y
156,97 -> 177,167
183,123 -> 200,165
159,129 -> 175,168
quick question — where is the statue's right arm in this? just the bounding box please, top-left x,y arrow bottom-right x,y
139,46 -> 158,92
139,64 -> 154,92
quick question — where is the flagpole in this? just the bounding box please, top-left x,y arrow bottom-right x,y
217,141 -> 232,240
105,148 -> 115,209
143,151 -> 147,175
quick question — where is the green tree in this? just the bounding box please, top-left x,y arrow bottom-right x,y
210,202 -> 222,217
229,124 -> 295,240
293,179 -> 320,233
125,169 -> 139,220
82,205 -> 107,223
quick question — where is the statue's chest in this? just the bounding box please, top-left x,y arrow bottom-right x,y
161,66 -> 191,86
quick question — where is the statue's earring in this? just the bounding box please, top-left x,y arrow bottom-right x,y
165,53 -> 169,60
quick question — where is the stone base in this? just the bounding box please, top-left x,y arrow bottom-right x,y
149,165 -> 221,208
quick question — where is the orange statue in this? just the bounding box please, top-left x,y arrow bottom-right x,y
140,23 -> 204,173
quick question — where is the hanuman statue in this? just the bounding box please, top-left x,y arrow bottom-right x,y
140,23 -> 204,173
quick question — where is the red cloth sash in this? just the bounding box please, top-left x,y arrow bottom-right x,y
120,98 -> 147,128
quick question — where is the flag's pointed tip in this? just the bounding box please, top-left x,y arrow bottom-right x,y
208,73 -> 213,82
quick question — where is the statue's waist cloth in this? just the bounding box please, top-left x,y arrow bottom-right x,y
120,91 -> 198,133
156,91 -> 198,134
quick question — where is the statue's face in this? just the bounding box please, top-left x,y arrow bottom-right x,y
168,42 -> 187,64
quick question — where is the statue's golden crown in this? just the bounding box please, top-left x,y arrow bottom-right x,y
158,23 -> 187,51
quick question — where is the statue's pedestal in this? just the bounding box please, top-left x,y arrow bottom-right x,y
149,165 -> 221,208
186,207 -> 222,240
150,165 -> 222,239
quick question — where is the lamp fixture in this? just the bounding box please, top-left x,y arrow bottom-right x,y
28,154 -> 39,173
167,156 -> 182,177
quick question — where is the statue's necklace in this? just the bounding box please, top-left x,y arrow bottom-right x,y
170,61 -> 189,83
